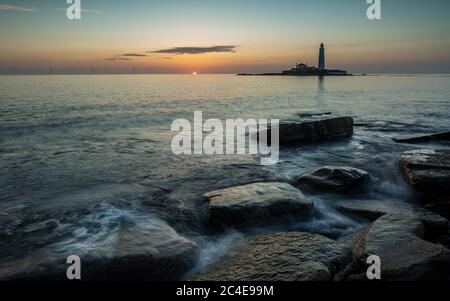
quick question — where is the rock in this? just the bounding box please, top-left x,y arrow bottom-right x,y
204,182 -> 313,227
191,232 -> 356,281
393,132 -> 450,144
426,200 -> 450,221
297,112 -> 333,118
260,117 -> 353,145
349,213 -> 450,280
399,149 -> 450,206
334,199 -> 448,235
297,166 -> 370,193
0,217 -> 198,281
345,273 -> 369,281
399,149 -> 450,194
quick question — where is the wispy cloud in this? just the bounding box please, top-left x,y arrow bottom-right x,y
104,53 -> 146,61
150,45 -> 238,55
122,53 -> 146,57
105,57 -> 131,61
0,4 -> 36,12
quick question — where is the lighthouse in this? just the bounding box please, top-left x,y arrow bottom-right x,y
318,43 -> 325,71
263,41 -> 349,76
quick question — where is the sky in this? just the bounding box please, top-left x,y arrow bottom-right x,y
0,0 -> 449,74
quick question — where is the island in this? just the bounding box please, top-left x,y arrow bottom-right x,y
238,43 -> 351,76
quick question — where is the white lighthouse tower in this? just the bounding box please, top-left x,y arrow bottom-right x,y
318,43 -> 325,71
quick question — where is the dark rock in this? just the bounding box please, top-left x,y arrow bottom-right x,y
345,273 -> 369,281
0,218 -> 198,281
399,149 -> 450,213
349,213 -> 450,280
334,199 -> 448,235
426,200 -> 450,220
393,132 -> 450,144
297,166 -> 369,193
399,149 -> 450,195
297,112 -> 332,118
204,182 -> 313,227
260,117 -> 353,145
190,232 -> 357,281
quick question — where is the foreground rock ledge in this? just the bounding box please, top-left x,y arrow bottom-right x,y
297,166 -> 370,193
399,149 -> 450,196
190,232 -> 356,281
399,149 -> 450,217
0,219 -> 198,281
260,116 -> 354,145
334,199 -> 448,233
205,182 -> 313,227
349,213 -> 450,281
393,131 -> 450,144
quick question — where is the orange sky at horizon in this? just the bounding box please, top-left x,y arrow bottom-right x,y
1,0 -> 449,74
2,41 -> 448,74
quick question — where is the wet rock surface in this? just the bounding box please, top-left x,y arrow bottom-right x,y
426,200 -> 450,221
204,182 -> 313,228
0,217 -> 198,281
297,166 -> 370,193
261,116 -> 354,145
348,213 -> 450,281
334,199 -> 448,233
399,149 -> 450,217
191,232 -> 356,281
399,149 -> 450,197
297,112 -> 333,118
393,131 -> 450,144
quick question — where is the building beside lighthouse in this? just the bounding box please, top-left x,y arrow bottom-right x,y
280,43 -> 348,76
237,43 -> 350,76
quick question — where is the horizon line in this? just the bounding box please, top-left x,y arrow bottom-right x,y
1,72 -> 450,76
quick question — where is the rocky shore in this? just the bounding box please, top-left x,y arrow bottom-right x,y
1,114 -> 449,281
191,115 -> 450,281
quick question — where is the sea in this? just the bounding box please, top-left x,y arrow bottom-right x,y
1,74 -> 449,278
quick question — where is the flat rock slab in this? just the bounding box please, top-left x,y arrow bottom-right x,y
297,166 -> 369,193
393,131 -> 450,144
297,112 -> 333,118
0,217 -> 198,281
191,232 -> 356,281
205,182 -> 313,227
334,199 -> 448,234
349,213 -> 450,280
261,117 -> 353,145
399,149 -> 450,201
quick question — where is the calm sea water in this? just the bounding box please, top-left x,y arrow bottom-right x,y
1,74 -> 449,278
